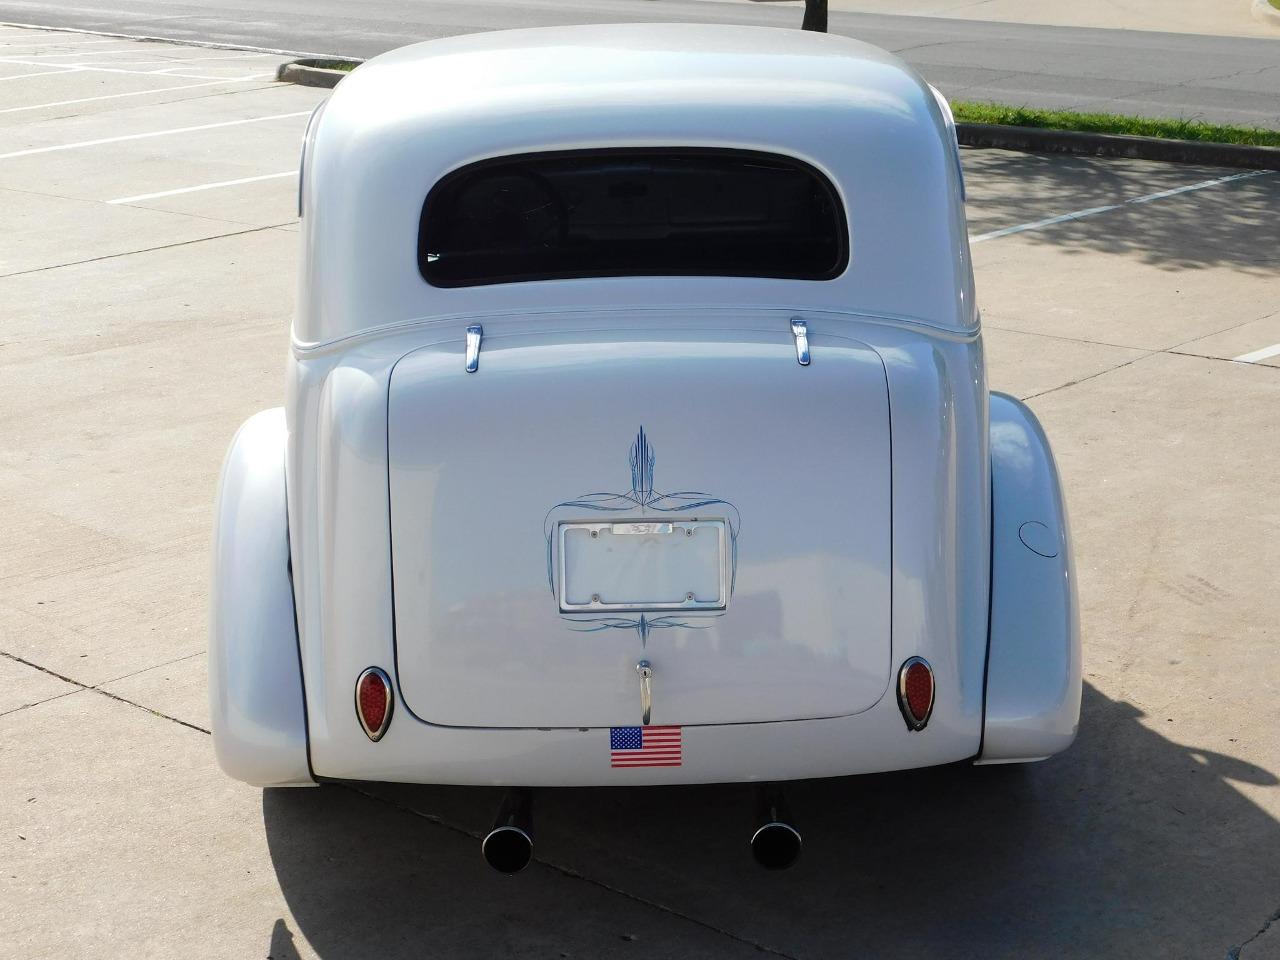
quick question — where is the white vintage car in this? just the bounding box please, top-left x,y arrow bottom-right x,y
210,23 -> 1080,871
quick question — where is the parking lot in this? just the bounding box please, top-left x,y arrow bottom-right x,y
1,24 -> 1278,960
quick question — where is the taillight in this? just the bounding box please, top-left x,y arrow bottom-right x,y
897,657 -> 934,731
355,667 -> 394,741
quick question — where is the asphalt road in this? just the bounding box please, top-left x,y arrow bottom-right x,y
1,0 -> 1279,128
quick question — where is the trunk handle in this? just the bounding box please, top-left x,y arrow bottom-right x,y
790,318 -> 811,366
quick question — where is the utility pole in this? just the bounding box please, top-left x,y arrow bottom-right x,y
802,0 -> 828,32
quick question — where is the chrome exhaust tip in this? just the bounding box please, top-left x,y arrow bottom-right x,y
751,787 -> 802,870
482,788 -> 533,874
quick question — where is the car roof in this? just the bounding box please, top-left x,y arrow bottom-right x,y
297,25 -> 974,346
342,24 -> 925,137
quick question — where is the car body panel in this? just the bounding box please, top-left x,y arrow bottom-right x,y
271,310 -> 993,785
388,327 -> 893,728
209,25 -> 1078,789
979,393 -> 1082,762
208,409 -> 313,787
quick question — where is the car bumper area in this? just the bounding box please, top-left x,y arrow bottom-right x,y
306,681 -> 980,788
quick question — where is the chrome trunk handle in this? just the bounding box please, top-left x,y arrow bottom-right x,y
636,660 -> 653,726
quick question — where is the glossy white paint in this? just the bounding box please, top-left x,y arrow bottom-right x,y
210,25 -> 1078,788
208,409 -> 313,787
280,311 -> 991,785
978,394 -> 1082,763
387,329 -> 893,729
294,24 -> 974,349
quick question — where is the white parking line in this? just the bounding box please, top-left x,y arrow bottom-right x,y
0,78 -> 267,114
1233,343 -> 1280,364
0,19 -> 329,58
0,56 -> 270,81
971,205 -> 1116,243
92,53 -> 279,65
0,67 -> 70,81
0,111 -> 310,161
0,37 -> 125,47
0,46 -> 150,58
971,170 -> 1271,243
107,171 -> 295,204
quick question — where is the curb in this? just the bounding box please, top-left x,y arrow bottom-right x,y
275,59 -> 354,88
1252,0 -> 1280,27
956,122 -> 1280,171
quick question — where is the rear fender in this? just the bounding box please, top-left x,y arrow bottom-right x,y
208,408 -> 313,787
979,393 -> 1081,763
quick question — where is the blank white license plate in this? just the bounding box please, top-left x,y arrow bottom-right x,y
558,518 -> 727,613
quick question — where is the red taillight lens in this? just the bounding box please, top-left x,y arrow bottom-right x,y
897,657 -> 934,731
355,667 -> 393,741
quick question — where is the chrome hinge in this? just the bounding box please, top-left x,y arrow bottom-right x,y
465,324 -> 483,373
790,318 -> 810,366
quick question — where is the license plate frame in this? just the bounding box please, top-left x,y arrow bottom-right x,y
557,518 -> 728,614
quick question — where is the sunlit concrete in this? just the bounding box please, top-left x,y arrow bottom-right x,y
1,28 -> 1278,960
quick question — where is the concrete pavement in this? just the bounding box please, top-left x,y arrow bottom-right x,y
0,27 -> 1278,959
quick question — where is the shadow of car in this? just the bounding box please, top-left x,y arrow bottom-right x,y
262,683 -> 1279,958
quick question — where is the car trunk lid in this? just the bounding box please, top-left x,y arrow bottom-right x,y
387,323 -> 892,728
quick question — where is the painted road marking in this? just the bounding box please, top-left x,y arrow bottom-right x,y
0,37 -> 126,47
0,78 -> 269,114
1233,343 -> 1280,364
0,111 -> 311,161
107,171 -> 295,204
972,205 -> 1117,243
0,47 -> 153,58
0,68 -> 69,81
95,53 -> 279,65
0,56 -> 271,81
0,20 -> 324,57
971,170 -> 1271,243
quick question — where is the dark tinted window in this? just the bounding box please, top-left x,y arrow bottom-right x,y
418,149 -> 848,288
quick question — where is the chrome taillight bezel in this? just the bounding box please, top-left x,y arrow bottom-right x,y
355,666 -> 394,742
896,656 -> 935,732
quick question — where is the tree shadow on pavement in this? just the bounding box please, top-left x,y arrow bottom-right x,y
264,682 -> 1280,959
962,149 -> 1280,276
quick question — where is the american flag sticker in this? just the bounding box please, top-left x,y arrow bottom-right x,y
610,725 -> 682,767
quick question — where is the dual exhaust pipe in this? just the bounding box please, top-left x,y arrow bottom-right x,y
481,785 -> 801,874
481,788 -> 535,874
750,786 -> 803,871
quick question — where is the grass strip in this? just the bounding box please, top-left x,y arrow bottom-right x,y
951,101 -> 1280,149
301,58 -> 360,71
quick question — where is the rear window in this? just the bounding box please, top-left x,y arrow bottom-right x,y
418,149 -> 848,288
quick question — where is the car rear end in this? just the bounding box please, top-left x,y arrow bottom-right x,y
275,25 -> 992,787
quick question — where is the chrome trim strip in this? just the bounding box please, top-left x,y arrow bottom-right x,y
290,304 -> 980,358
